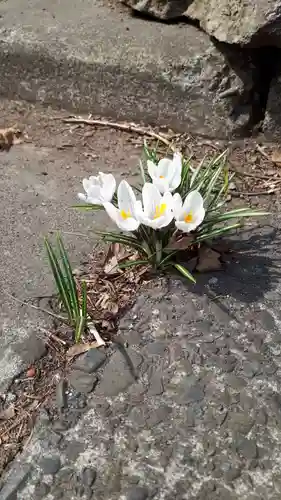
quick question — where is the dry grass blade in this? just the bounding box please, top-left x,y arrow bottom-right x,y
66,341 -> 101,359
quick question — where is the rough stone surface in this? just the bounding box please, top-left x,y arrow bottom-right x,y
72,348 -> 106,374
0,0 -> 275,138
3,224 -> 281,499
263,71 -> 281,139
68,371 -> 98,394
125,0 -> 281,47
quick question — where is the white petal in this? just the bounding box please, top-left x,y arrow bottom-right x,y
169,152 -> 182,191
191,206 -> 205,229
78,193 -> 87,201
152,177 -> 170,194
104,202 -> 139,231
117,217 -> 140,231
82,178 -> 92,193
181,191 -> 204,217
175,220 -> 194,233
142,183 -> 162,218
139,207 -> 173,229
103,202 -> 120,226
158,158 -> 173,179
99,173 -> 116,202
147,160 -> 158,179
172,193 -> 182,217
175,206 -> 205,232
88,175 -> 100,186
117,180 -> 137,215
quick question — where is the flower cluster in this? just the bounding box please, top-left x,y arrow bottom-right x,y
78,153 -> 205,234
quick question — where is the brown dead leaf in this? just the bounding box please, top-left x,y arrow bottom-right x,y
104,243 -> 122,275
196,247 -> 222,273
0,127 -> 22,151
0,406 -> 15,420
167,235 -> 194,251
66,341 -> 99,359
271,149 -> 281,165
104,255 -> 119,275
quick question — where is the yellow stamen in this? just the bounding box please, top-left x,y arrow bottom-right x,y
120,209 -> 131,220
159,175 -> 164,179
184,212 -> 193,223
154,203 -> 167,219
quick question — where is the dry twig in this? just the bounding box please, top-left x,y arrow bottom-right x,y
61,117 -> 176,149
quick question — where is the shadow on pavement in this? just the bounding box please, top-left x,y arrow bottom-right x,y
192,225 -> 281,305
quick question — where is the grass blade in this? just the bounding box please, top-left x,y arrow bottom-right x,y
194,223 -> 241,243
72,204 -> 104,211
44,237 -> 73,322
81,280 -> 87,319
75,315 -> 86,344
57,234 -> 79,318
173,263 -> 196,283
205,209 -> 270,225
118,259 -> 148,269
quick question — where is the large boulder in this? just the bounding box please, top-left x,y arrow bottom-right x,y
123,0 -> 192,20
124,0 -> 281,47
185,0 -> 281,47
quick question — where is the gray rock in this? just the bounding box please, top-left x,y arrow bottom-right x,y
229,412 -> 254,435
64,440 -> 85,461
34,482 -> 50,497
68,371 -> 98,394
183,383 -> 205,403
147,371 -> 164,396
125,0 -> 281,47
236,438 -> 258,459
147,405 -> 172,426
0,463 -> 31,500
127,485 -> 149,500
40,456 -> 61,475
242,361 -> 260,378
56,379 -> 67,410
14,335 -> 46,364
226,375 -> 248,390
145,341 -> 168,356
72,348 -> 106,373
256,310 -> 277,331
95,348 -> 143,397
224,467 -> 241,482
81,466 -> 97,487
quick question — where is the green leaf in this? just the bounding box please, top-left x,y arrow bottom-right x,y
71,204 -> 104,211
81,280 -> 87,318
44,237 -> 73,323
155,238 -> 163,265
189,156 -> 206,188
56,233 -> 79,319
97,231 -> 145,253
118,259 -> 149,269
205,208 -> 270,225
194,223 -> 241,243
75,314 -> 86,344
173,263 -> 196,283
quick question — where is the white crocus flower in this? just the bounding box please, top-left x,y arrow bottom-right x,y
137,183 -> 174,229
103,180 -> 140,231
173,191 -> 205,233
78,172 -> 116,205
147,152 -> 182,193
